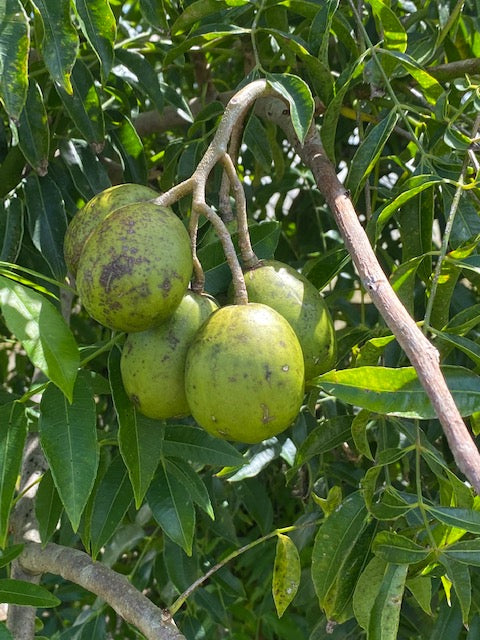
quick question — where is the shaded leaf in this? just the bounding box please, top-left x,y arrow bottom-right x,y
165,458 -> 214,520
372,531 -> 430,565
16,80 -> 49,175
0,275 -> 79,400
59,139 -> 110,200
0,197 -> 24,263
0,579 -> 60,607
35,470 -> 63,546
31,0 -> 79,93
109,347 -> 163,508
427,506 -> 480,535
163,424 -> 244,467
0,545 -> 24,569
440,554 -> 471,624
0,0 -> 29,119
39,374 -> 99,531
113,48 -> 163,111
74,0 -> 116,80
107,111 -> 147,184
368,563 -> 408,640
0,402 -> 27,547
273,534 -> 301,617
267,73 -> 314,143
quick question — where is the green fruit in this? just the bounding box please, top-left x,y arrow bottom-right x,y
64,183 -> 157,276
120,291 -> 219,420
243,260 -> 336,380
185,303 -> 305,444
76,202 -> 193,332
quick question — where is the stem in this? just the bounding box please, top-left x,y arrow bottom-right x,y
169,522 -> 317,616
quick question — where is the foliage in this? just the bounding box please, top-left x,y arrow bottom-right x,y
1,0 -> 480,638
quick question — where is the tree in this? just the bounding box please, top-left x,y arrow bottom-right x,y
1,0 -> 480,638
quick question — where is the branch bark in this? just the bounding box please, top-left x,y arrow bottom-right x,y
257,97 -> 480,493
19,542 -> 186,640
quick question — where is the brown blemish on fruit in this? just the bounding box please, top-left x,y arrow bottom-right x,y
264,364 -> 272,383
261,403 -> 275,424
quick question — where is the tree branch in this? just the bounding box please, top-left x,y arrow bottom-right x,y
19,542 -> 186,640
257,97 -> 480,494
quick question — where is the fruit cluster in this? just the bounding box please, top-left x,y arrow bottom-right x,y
65,184 -> 336,444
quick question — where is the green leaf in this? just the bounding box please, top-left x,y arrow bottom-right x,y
315,365 -> 480,419
443,538 -> 480,566
311,491 -> 370,621
353,556 -> 387,631
165,458 -> 214,520
0,197 -> 24,263
74,0 -> 116,81
163,424 -> 244,467
0,579 -> 60,607
147,462 -> 195,555
380,50 -> 443,104
0,545 -> 23,569
39,374 -> 99,531
320,77 -> 352,163
56,59 -> 105,145
372,531 -> 430,565
35,470 -> 63,546
432,330 -> 480,368
303,248 -> 351,290
0,276 -> 79,400
367,0 -> 407,52
16,80 -> 49,175
109,347 -> 163,508
346,110 -> 399,200
0,402 -> 27,547
113,48 -> 163,111
273,534 -> 301,618
439,554 -> 471,624
0,0 -> 29,119
171,0 -> 225,34
266,73 -> 314,143
107,111 -> 147,184
23,173 -> 68,280
31,0 -> 79,93
59,139 -> 110,200
351,410 -> 374,460
89,455 -> 134,559
427,506 -> 480,535
406,576 -> 432,615
0,623 -> 13,640
295,415 -> 353,465
368,563 -> 408,640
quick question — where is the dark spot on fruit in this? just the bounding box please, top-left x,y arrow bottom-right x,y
130,394 -> 140,408
167,331 -> 180,350
264,364 -> 272,383
261,403 -> 275,424
228,376 -> 238,383
100,257 -> 133,293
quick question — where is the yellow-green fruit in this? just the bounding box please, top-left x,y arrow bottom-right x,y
76,202 -> 193,332
120,291 -> 219,419
185,303 -> 305,444
243,260 -> 336,380
64,183 -> 157,276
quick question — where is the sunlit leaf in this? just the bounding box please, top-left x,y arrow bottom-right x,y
273,534 -> 301,617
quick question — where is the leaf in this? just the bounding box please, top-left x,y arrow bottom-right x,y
109,347 -> 163,508
273,534 -> 301,617
426,506 -> 480,535
165,458 -> 214,520
311,491 -> 370,621
406,576 -> 432,615
59,139 -> 110,200
295,415 -> 353,465
113,48 -> 163,111
0,579 -> 60,607
147,462 -> 195,555
0,197 -> 24,263
35,469 -> 63,546
39,374 -> 99,531
345,110 -> 399,200
0,276 -> 79,400
381,50 -> 443,104
315,365 -> 480,419
353,556 -> 388,631
351,410 -> 374,460
171,0 -> 226,34
89,455 -> 134,559
16,80 -> 49,175
368,563 -> 408,640
74,0 -> 116,81
439,554 -> 471,624
23,173 -> 68,280
321,77 -> 352,163
432,330 -> 480,369
162,424 -> 244,467
303,248 -> 351,290
367,0 -> 407,52
0,624 -> 12,640
266,73 -> 314,143
31,0 -> 79,93
56,59 -> 105,145
0,402 -> 27,547
107,111 -> 147,184
372,531 -> 430,565
0,0 -> 29,119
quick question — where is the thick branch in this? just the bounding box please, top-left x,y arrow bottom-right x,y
259,98 -> 480,493
19,542 -> 185,640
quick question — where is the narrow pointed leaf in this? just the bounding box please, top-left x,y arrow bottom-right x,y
31,0 -> 79,93
0,276 -> 79,400
367,0 -> 407,52
147,463 -> 195,555
74,0 -> 116,80
163,424 -> 244,467
35,470 -> 63,546
266,73 -> 314,143
23,173 -> 68,280
0,0 -> 29,119
0,402 -> 27,547
16,80 -> 49,175
440,554 -> 471,624
443,539 -> 480,566
90,455 -> 133,559
39,375 -> 99,531
0,579 -> 60,607
0,197 -> 24,263
113,48 -> 163,111
315,365 -> 480,419
59,139 -> 110,200
109,347 -> 163,508
353,556 -> 388,631
56,59 -> 105,145
427,506 -> 480,535
368,563 -> 408,640
0,545 -> 24,569
107,112 -> 147,184
372,531 -> 430,565
165,458 -> 214,520
273,534 -> 301,617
